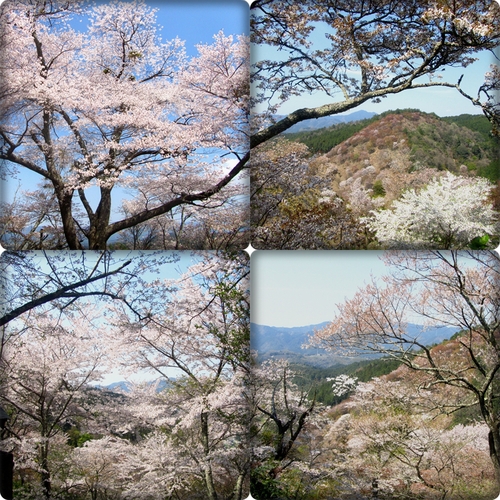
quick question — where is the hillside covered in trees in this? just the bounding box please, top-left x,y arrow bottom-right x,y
251,111 -> 500,249
251,332 -> 497,499
290,110 -> 499,183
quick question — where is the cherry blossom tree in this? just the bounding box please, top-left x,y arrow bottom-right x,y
107,252 -> 251,500
324,375 -> 496,498
309,250 -> 500,491
0,310 -> 107,499
0,251 -> 251,499
250,139 -> 365,248
250,0 -> 500,148
0,0 -> 249,249
249,359 -> 327,499
65,436 -> 133,499
364,172 -> 499,249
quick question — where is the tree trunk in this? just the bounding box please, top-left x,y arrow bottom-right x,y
87,187 -> 112,249
232,471 -> 245,500
56,190 -> 82,250
488,426 -> 500,490
39,442 -> 51,499
0,451 -> 13,500
201,411 -> 218,500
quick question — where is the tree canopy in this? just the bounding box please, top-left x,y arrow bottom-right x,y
0,250 -> 251,500
0,0 -> 249,249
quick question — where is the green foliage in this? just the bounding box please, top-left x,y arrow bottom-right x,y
442,114 -> 497,137
251,461 -> 284,500
406,121 -> 483,172
469,234 -> 490,249
284,117 -> 380,154
291,357 -> 402,406
451,403 -> 483,426
372,179 -> 386,197
128,50 -> 143,59
478,157 -> 500,183
251,460 -> 342,500
66,427 -> 94,448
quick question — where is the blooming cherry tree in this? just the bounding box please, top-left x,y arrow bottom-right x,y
309,251 -> 500,491
0,0 -> 249,249
0,310 -> 107,498
364,172 -> 498,248
106,252 -> 251,500
335,376 -> 496,498
251,0 -> 500,147
250,139 -> 365,248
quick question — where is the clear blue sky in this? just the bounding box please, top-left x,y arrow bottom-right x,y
87,0 -> 249,49
251,251 -> 389,328
151,0 -> 249,50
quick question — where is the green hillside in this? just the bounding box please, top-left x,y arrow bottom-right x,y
291,357 -> 402,406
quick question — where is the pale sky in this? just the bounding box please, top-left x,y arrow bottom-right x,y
250,250 -> 389,328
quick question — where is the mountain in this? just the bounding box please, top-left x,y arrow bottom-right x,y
251,322 -> 458,367
293,110 -> 498,183
96,379 -> 173,393
276,110 -> 378,134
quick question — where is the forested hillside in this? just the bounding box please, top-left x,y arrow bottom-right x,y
252,332 -> 496,499
290,110 -> 499,181
251,110 -> 500,249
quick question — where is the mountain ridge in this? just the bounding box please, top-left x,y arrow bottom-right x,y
276,110 -> 378,133
252,322 -> 459,367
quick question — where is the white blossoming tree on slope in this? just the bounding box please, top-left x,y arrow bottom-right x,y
364,172 -> 498,248
0,0 -> 249,249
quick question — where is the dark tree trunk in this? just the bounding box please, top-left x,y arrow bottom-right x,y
87,187 -> 112,249
57,190 -> 82,250
40,442 -> 51,499
488,426 -> 500,491
0,450 -> 13,500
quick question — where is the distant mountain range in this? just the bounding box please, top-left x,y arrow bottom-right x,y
96,379 -> 172,393
251,322 -> 459,367
278,110 -> 377,133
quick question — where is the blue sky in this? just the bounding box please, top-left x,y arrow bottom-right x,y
251,251 -> 389,328
151,0 -> 249,50
87,0 -> 249,49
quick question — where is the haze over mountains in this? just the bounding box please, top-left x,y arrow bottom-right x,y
251,322 -> 459,367
278,110 -> 377,133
